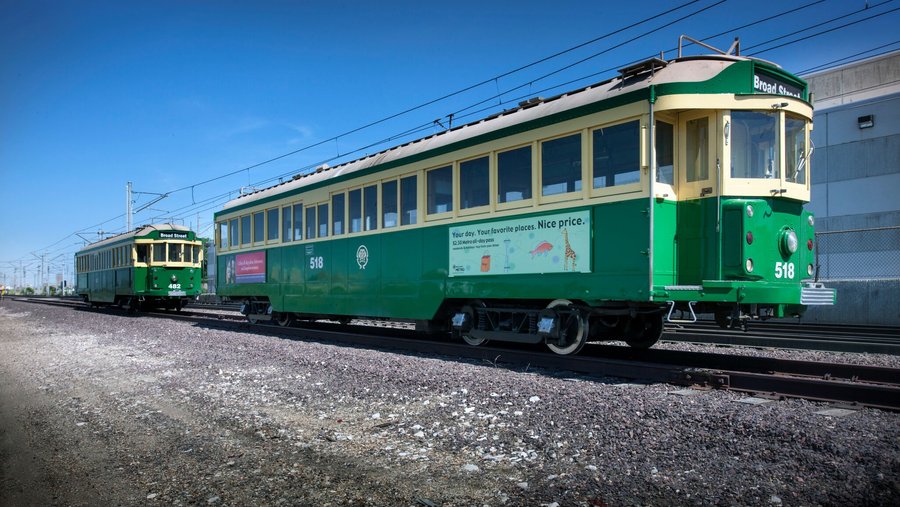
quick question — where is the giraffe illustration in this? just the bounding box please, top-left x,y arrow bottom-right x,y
562,228 -> 576,271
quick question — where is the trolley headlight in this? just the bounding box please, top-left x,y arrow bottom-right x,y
807,264 -> 814,276
780,229 -> 799,256
170,275 -> 178,283
746,205 -> 754,218
746,258 -> 754,272
808,215 -> 814,227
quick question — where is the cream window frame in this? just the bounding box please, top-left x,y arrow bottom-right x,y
588,118 -> 645,199
495,142 -> 537,212
678,110 -> 718,200
457,154 -> 492,218
425,164 -> 455,222
537,130 -> 588,205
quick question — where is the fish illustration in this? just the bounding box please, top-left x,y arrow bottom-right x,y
530,241 -> 553,257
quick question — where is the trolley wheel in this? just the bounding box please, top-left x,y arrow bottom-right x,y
247,314 -> 262,325
714,309 -> 733,329
545,299 -> 588,356
460,300 -> 487,347
624,314 -> 663,349
275,312 -> 294,327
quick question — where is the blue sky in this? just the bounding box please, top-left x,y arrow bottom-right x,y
1,0 -> 898,287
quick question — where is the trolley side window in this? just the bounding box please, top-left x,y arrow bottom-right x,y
282,206 -> 292,242
293,204 -> 303,241
460,156 -> 489,209
363,184 -> 377,231
267,208 -> 279,241
306,206 -> 316,240
349,189 -> 362,233
317,203 -> 329,238
541,133 -> 582,196
592,120 -> 639,188
219,222 -> 228,249
240,216 -> 251,245
382,180 -> 398,228
253,212 -> 264,243
656,120 -> 674,185
427,165 -> 453,215
229,219 -> 239,247
498,145 -> 532,204
332,193 -> 345,235
400,175 -> 417,225
168,243 -> 181,262
184,244 -> 192,263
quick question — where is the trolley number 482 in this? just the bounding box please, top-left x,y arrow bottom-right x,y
774,262 -> 795,279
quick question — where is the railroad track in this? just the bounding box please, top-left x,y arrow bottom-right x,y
11,297 -> 900,411
664,320 -> 900,355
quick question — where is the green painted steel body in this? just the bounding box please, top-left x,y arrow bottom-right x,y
651,196 -> 819,316
218,199 -> 653,319
215,56 -> 833,325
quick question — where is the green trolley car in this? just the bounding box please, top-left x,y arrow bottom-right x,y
214,42 -> 835,354
75,224 -> 204,310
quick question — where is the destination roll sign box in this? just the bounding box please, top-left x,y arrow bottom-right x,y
753,72 -> 803,99
159,231 -> 189,240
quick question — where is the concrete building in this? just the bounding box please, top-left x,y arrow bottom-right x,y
802,50 -> 900,325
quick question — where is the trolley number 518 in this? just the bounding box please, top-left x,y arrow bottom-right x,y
774,262 -> 795,279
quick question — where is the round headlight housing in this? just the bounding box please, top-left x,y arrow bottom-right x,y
780,229 -> 799,256
746,205 -> 754,218
746,258 -> 754,272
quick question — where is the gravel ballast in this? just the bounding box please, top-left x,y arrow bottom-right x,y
0,300 -> 898,506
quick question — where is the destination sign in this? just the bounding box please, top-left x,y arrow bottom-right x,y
159,232 -> 189,239
753,72 -> 803,98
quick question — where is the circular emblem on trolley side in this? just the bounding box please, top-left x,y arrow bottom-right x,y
356,245 -> 369,270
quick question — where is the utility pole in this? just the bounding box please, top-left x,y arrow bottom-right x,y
127,181 -> 133,231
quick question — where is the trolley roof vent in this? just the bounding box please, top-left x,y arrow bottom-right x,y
315,163 -> 329,173
618,58 -> 667,79
518,97 -> 544,109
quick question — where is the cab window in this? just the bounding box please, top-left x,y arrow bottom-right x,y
656,120 -> 674,185
785,113 -> 807,184
137,245 -> 148,263
730,111 -> 777,179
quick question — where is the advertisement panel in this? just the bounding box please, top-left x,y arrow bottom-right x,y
233,251 -> 266,284
449,210 -> 591,277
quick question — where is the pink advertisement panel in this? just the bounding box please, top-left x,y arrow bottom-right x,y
234,251 -> 265,284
